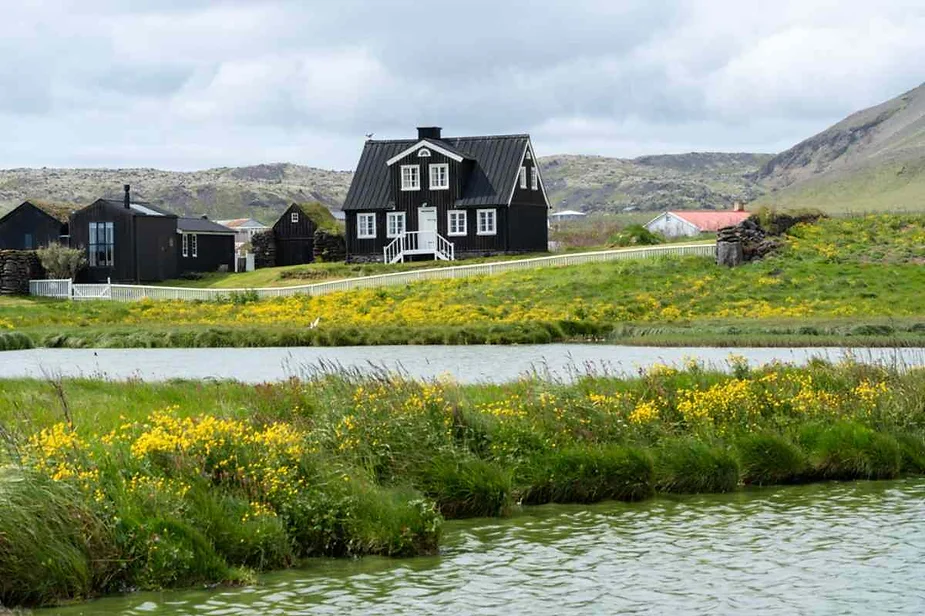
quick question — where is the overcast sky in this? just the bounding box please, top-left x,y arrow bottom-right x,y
4,0 -> 925,171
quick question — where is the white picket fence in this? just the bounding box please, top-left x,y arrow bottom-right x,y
30,242 -> 716,303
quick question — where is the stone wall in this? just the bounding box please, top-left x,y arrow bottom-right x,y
312,230 -> 346,262
0,250 -> 45,295
716,218 -> 781,267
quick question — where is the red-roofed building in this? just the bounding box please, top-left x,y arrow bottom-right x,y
644,208 -> 751,238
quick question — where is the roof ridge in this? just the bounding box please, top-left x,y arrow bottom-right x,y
367,134 -> 529,145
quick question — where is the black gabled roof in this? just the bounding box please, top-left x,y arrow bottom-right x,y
343,134 -> 530,211
177,217 -> 235,234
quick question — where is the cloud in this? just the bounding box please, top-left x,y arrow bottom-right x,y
0,0 -> 923,169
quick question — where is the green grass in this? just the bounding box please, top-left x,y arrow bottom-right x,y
1,214 -> 924,349
3,359 -> 925,607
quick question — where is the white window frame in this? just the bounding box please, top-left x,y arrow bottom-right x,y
519,166 -> 527,189
182,233 -> 189,257
357,213 -> 376,239
386,212 -> 406,238
191,233 -> 198,258
88,221 -> 114,267
417,148 -> 431,158
401,165 -> 420,191
429,163 -> 449,190
447,210 -> 467,237
525,149 -> 532,160
531,167 -> 538,190
291,211 -> 299,223
477,209 -> 496,236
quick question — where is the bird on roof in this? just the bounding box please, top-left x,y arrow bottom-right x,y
365,133 -> 374,140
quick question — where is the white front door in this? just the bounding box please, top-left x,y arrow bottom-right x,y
418,207 -> 437,250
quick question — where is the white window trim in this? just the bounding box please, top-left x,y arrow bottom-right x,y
182,233 -> 189,257
447,210 -> 467,237
357,213 -> 376,239
519,166 -> 527,189
386,140 -> 464,165
531,167 -> 538,190
417,148 -> 431,157
477,208 -> 497,236
401,165 -> 420,191
386,211 -> 406,238
525,149 -> 532,160
429,163 -> 449,190
291,211 -> 299,223
191,233 -> 198,258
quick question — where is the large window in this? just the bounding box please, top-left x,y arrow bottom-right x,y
386,212 -> 406,238
519,166 -> 527,189
88,222 -> 114,267
531,167 -> 538,190
477,209 -> 496,236
429,163 -> 449,190
357,213 -> 376,238
448,210 -> 467,236
401,165 -> 420,191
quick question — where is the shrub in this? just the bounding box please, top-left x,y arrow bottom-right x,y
801,423 -> 901,480
609,224 -> 663,247
0,331 -> 33,351
418,455 -> 513,518
35,243 -> 86,280
736,433 -> 808,486
519,445 -> 654,504
894,433 -> 925,474
655,439 -> 740,493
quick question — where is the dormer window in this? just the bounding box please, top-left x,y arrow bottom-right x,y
418,148 -> 431,158
429,163 -> 449,190
519,166 -> 527,189
401,165 -> 420,191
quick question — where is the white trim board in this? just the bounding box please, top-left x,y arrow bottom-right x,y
386,140 -> 465,166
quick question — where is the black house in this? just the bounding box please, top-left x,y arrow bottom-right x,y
342,127 -> 549,263
272,203 -> 316,266
70,185 -> 179,282
177,217 -> 236,274
0,200 -> 72,249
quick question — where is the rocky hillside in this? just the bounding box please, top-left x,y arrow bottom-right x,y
755,81 -> 925,212
0,163 -> 352,222
539,152 -> 771,213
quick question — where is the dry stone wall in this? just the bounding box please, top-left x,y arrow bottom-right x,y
0,250 -> 45,295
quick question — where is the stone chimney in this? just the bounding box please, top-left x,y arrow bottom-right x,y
417,126 -> 442,140
123,184 -> 131,209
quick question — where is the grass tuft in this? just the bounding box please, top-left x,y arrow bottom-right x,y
736,433 -> 808,486
655,439 -> 740,494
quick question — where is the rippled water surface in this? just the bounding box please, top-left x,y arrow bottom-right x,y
45,479 -> 925,615
2,345 -> 923,383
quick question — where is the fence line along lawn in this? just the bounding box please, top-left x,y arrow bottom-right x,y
1,215 -> 924,349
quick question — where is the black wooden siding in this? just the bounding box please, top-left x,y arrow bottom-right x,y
273,204 -> 317,266
177,233 -> 235,273
0,203 -> 67,249
70,200 -> 178,282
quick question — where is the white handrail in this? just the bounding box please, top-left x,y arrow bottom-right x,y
30,242 -> 716,303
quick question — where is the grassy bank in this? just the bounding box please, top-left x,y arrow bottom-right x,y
1,215 -> 924,349
2,358 -> 925,607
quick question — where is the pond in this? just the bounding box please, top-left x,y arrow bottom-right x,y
43,479 -> 925,615
0,345 -> 923,383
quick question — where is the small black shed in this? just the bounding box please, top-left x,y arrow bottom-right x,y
70,185 -> 178,282
177,217 -> 236,273
272,203 -> 317,266
0,200 -> 72,249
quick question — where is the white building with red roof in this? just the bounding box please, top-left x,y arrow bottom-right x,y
644,206 -> 751,238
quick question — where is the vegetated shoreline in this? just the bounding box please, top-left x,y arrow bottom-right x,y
2,359 -> 925,608
2,317 -> 925,352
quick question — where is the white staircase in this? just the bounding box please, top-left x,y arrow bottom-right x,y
384,231 -> 455,264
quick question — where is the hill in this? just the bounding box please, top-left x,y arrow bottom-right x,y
756,81 -> 925,212
0,163 -> 352,223
538,152 -> 770,213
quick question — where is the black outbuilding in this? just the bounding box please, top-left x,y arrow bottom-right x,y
69,185 -> 179,282
0,200 -> 72,249
272,203 -> 317,266
177,217 -> 236,274
342,127 -> 549,263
